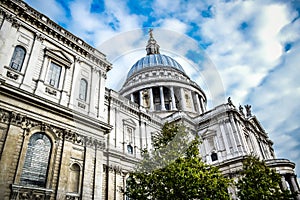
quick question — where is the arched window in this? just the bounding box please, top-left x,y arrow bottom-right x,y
20,133 -> 52,187
79,78 -> 88,101
211,152 -> 218,161
9,46 -> 26,71
127,144 -> 133,154
68,163 -> 80,193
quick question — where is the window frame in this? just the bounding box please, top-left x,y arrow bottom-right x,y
9,45 -> 26,72
20,133 -> 52,188
79,78 -> 88,101
211,152 -> 218,161
127,144 -> 133,154
46,61 -> 62,89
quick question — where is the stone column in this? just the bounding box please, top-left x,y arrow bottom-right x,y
130,93 -> 134,102
200,96 -> 206,112
196,94 -> 202,114
180,88 -> 186,111
149,88 -> 154,111
290,175 -> 300,195
280,175 -> 288,190
170,86 -> 177,110
160,86 -> 166,110
189,90 -> 195,112
139,90 -> 143,107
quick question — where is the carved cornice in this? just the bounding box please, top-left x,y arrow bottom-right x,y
0,108 -> 108,147
5,13 -> 21,28
0,0 -> 112,71
64,129 -> 82,144
11,184 -> 53,200
104,164 -> 124,175
0,108 -> 10,123
84,136 -> 105,150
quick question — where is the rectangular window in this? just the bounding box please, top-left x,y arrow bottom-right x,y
46,62 -> 62,88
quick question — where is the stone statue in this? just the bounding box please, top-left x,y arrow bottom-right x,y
149,28 -> 153,38
239,104 -> 244,115
245,104 -> 252,117
227,97 -> 234,107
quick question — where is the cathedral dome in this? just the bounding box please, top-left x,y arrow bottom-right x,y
127,54 -> 185,78
120,30 -> 207,117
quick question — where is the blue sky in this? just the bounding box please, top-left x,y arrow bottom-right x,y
24,0 -> 300,180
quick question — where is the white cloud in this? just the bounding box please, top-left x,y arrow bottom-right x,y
62,0 -> 144,46
197,1 -> 296,104
155,18 -> 189,34
196,1 -> 300,175
24,0 -> 67,23
249,39 -> 300,174
103,0 -> 144,32
152,0 -> 182,15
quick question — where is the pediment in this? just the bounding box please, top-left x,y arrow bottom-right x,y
123,118 -> 137,127
45,48 -> 73,67
200,129 -> 216,139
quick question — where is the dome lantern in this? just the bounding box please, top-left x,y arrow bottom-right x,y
146,29 -> 160,55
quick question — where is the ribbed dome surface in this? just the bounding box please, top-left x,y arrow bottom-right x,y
127,54 -> 185,78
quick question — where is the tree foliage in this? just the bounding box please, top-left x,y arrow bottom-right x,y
125,123 -> 231,200
236,156 -> 293,200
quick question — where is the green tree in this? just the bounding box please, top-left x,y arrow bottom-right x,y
125,123 -> 231,200
236,156 -> 293,200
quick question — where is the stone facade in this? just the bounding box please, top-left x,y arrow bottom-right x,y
0,0 -> 299,200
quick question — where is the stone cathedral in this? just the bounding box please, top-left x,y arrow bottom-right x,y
0,0 -> 299,200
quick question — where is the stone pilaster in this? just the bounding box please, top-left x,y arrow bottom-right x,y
20,33 -> 44,92
56,139 -> 72,199
0,16 -> 19,75
89,67 -> 99,117
195,93 -> 202,114
97,71 -> 106,119
93,147 -> 104,199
